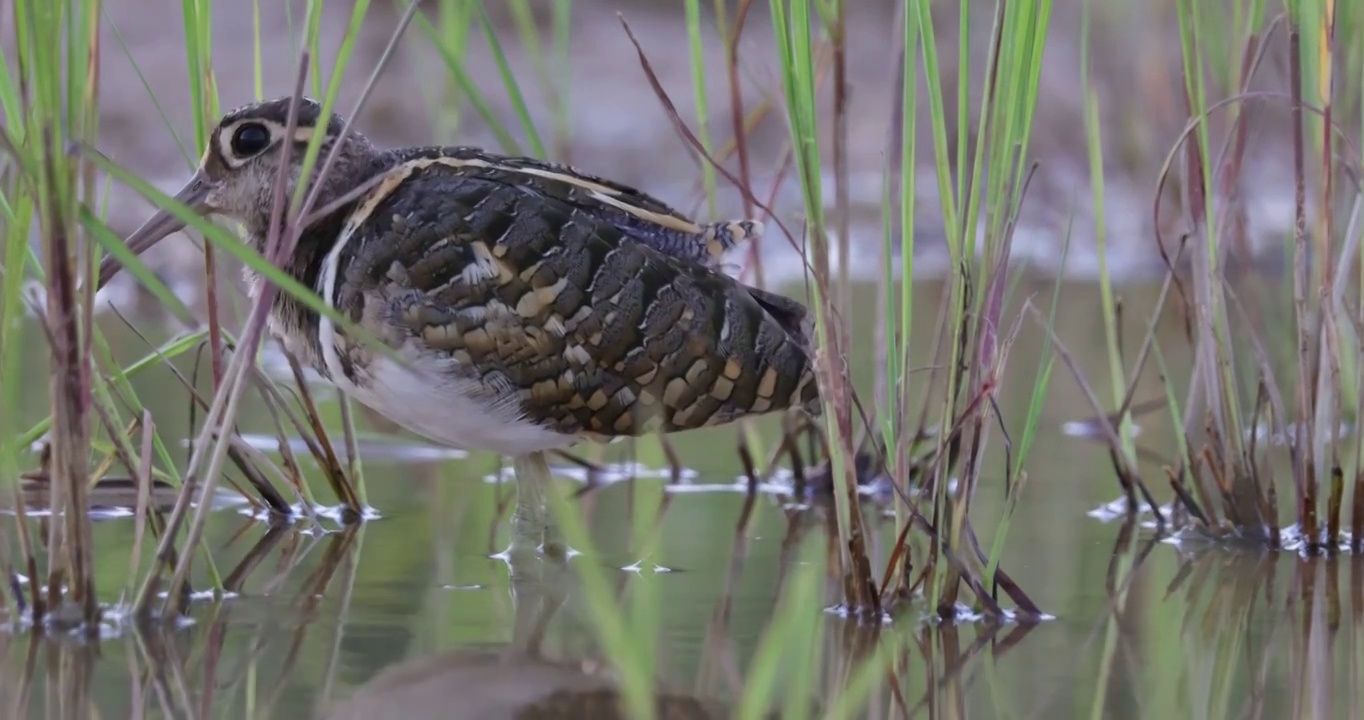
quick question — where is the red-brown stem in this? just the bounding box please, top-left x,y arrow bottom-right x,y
40,129 -> 98,626
730,2 -> 769,290
1319,10 -> 1336,291
830,0 -> 850,315
147,60 -> 313,616
204,244 -> 225,389
724,1 -> 756,213
128,410 -> 155,584
1216,31 -> 1264,264
617,16 -> 804,254
1167,466 -> 1212,526
78,2 -> 101,408
286,353 -> 359,509
1327,466 -> 1343,548
1289,22 -> 1318,542
200,611 -> 226,717
1350,470 -> 1362,551
1318,5 -> 1338,550
735,441 -> 760,534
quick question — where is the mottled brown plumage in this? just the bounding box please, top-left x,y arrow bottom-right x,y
112,96 -> 821,549
327,145 -> 818,443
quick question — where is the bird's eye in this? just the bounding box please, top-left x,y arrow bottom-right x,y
229,122 -> 272,158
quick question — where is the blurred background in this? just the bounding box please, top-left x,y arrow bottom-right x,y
94,0 -> 1300,295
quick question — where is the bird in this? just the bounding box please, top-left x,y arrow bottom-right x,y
322,648 -> 730,720
108,96 -> 822,552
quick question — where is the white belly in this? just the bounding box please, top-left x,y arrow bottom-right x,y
330,349 -> 577,456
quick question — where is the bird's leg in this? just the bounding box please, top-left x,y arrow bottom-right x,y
508,543 -> 570,653
511,450 -> 563,556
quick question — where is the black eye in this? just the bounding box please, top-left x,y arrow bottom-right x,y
229,122 -> 272,157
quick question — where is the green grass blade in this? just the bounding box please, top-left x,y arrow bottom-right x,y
416,12 -> 524,155
474,0 -> 546,157
685,0 -> 718,216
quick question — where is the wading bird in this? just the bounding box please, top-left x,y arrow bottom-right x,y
109,96 -> 820,552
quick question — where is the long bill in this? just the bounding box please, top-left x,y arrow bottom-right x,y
97,171 -> 212,291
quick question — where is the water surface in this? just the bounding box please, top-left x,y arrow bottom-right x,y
3,278 -> 1361,719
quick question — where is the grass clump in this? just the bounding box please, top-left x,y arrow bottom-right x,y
753,0 -> 1055,621
1074,1 -> 1364,554
0,0 -> 417,633
1,0 -> 120,631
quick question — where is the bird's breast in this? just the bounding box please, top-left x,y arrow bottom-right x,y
326,341 -> 577,456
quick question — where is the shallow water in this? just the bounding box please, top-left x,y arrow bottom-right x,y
1,0 -> 1357,712
5,275 -> 1362,719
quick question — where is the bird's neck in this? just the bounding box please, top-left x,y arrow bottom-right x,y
245,203 -> 351,372
246,151 -> 395,372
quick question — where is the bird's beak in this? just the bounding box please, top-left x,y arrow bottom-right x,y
98,171 -> 214,290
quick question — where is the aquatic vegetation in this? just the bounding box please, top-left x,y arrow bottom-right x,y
0,0 -> 393,633
2,0 -> 1364,717
1066,1 -> 1364,554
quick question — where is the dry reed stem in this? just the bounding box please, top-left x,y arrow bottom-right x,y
127,410 -> 155,590
1135,13 -> 1364,546
133,57 -> 316,616
1289,20 -> 1319,545
38,135 -> 98,627
284,352 -> 358,508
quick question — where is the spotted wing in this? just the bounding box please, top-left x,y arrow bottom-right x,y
399,146 -> 761,270
330,149 -> 819,439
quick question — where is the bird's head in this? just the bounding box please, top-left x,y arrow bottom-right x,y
107,96 -> 377,282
